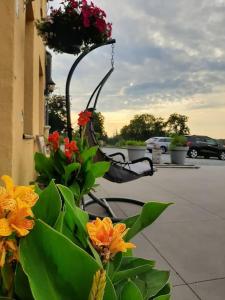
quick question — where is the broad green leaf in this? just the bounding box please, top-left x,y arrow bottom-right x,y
153,295 -> 170,300
91,162 -> 110,178
153,283 -> 171,299
69,181 -> 80,201
119,257 -> 155,271
57,184 -> 76,208
57,184 -> 88,227
80,146 -> 98,162
134,269 -> 170,299
54,210 -> 65,233
64,162 -> 80,185
120,280 -> 143,300
113,264 -> 153,284
107,253 -> 122,279
124,202 -> 172,241
15,264 -> 34,300
57,184 -> 88,247
20,220 -> 117,300
32,180 -> 61,227
34,152 -> 54,179
52,150 -> 67,175
34,183 -> 42,195
87,240 -> 102,267
82,171 -> 95,194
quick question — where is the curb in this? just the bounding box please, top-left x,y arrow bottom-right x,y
155,164 -> 200,169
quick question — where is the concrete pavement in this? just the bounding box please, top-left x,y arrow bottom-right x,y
94,165 -> 225,299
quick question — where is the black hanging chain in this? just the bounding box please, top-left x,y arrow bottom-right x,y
111,43 -> 115,68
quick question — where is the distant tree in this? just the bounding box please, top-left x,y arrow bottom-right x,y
165,113 -> 190,135
92,112 -> 108,141
47,95 -> 67,133
120,114 -> 166,140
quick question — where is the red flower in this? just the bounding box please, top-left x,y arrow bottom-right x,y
64,138 -> 79,160
48,131 -> 60,151
95,18 -> 106,33
78,111 -> 92,127
68,0 -> 79,9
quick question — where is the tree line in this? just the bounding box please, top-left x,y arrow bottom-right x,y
117,113 -> 190,141
47,95 -> 190,143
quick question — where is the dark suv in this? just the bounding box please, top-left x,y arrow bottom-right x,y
186,135 -> 225,160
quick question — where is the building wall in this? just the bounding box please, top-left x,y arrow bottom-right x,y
0,0 -> 46,184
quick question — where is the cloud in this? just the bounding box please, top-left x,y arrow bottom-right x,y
50,0 -> 225,115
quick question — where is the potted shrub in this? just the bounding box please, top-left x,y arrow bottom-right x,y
169,134 -> 189,165
36,0 -> 112,55
124,140 -> 146,161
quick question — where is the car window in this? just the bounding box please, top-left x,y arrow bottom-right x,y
205,138 -> 217,146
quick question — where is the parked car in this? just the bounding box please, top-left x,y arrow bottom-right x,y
186,135 -> 225,160
145,137 -> 171,153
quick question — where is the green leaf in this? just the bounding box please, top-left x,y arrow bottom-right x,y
80,146 -> 98,162
82,171 -> 95,194
153,283 -> 171,299
14,263 -> 34,300
153,295 -> 170,300
119,257 -> 155,271
124,202 -> 172,241
120,280 -> 143,300
20,220 -> 117,300
91,162 -> 110,178
54,210 -> 65,233
34,183 -> 42,195
32,180 -> 61,227
64,162 -> 80,185
57,184 -> 88,247
69,181 -> 80,201
107,253 -> 122,279
34,152 -> 54,180
134,269 -> 170,299
87,240 -> 103,267
113,265 -> 154,285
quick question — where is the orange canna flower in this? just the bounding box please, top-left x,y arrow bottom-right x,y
0,239 -> 18,267
0,175 -> 38,209
8,207 -> 34,237
0,175 -> 37,238
87,217 -> 135,262
48,131 -> 60,151
77,110 -> 92,126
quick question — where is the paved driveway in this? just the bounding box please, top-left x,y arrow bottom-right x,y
95,162 -> 225,299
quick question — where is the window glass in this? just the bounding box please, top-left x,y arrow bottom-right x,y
205,139 -> 217,145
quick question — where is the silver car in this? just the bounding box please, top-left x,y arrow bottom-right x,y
145,137 -> 171,153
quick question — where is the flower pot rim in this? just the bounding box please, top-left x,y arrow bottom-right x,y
123,146 -> 146,149
170,146 -> 189,151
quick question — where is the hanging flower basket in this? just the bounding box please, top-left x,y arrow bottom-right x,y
36,0 -> 112,54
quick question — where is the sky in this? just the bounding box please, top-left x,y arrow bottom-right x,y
50,0 -> 225,138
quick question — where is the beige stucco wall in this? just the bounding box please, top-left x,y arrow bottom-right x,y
0,0 -> 46,184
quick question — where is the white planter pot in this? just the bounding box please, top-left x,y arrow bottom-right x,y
127,146 -> 146,161
170,146 -> 189,165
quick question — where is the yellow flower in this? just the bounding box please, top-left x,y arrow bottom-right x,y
86,217 -> 135,262
0,207 -> 34,237
0,175 -> 37,237
0,175 -> 38,209
0,239 -> 18,267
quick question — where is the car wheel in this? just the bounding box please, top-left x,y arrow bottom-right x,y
160,146 -> 167,154
219,151 -> 225,160
188,148 -> 198,159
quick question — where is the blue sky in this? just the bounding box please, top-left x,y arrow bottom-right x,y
50,0 -> 225,137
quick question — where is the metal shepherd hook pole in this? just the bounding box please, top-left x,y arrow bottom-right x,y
65,39 -> 116,141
